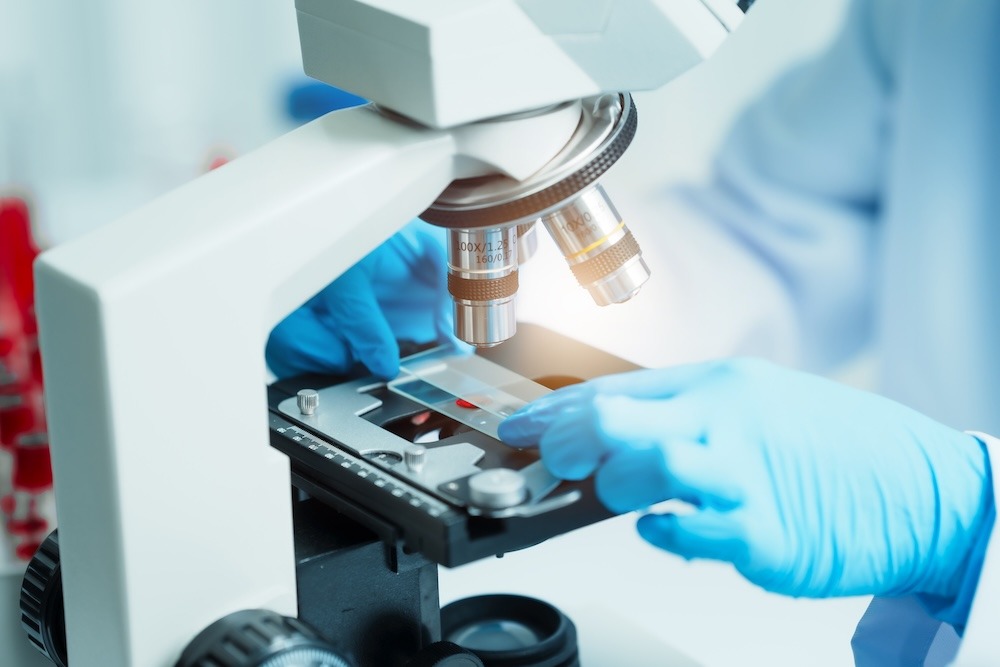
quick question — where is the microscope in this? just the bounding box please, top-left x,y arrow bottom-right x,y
17,1 -> 748,665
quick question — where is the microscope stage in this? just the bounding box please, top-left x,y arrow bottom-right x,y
267,323 -> 637,567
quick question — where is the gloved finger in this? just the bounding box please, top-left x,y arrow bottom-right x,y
383,219 -> 447,291
636,511 -> 748,565
590,361 -> 727,400
536,406 -> 611,480
415,219 -> 448,285
266,307 -> 351,378
595,442 -> 741,514
429,243 -> 468,352
316,266 -> 400,379
500,370 -> 713,447
533,394 -> 686,480
498,383 -> 597,447
371,220 -> 459,349
592,394 -> 707,445
412,222 -> 472,353
596,447 -> 678,513
506,387 -> 714,472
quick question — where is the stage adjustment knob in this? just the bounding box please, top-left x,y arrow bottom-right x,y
296,389 -> 319,415
176,609 -> 351,667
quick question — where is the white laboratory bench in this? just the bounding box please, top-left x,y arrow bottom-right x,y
439,513 -> 871,666
2,516 -> 869,667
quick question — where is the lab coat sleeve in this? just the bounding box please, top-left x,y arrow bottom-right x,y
952,432 -> 1000,665
661,0 -> 891,370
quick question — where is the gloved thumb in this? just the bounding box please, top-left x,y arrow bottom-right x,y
637,511 -> 747,566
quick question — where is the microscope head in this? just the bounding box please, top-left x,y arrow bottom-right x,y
297,0 -> 746,347
296,0 -> 742,129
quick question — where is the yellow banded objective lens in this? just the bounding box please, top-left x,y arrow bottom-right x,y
541,184 -> 650,306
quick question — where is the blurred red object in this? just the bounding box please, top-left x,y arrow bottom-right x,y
0,403 -> 36,451
207,156 -> 230,171
0,197 -> 40,336
1,197 -> 39,393
12,433 -> 52,493
0,195 -> 52,556
0,279 -> 27,388
15,539 -> 44,561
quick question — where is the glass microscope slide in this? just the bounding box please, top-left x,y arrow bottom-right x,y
387,348 -> 551,439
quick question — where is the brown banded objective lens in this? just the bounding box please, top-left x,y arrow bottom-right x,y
448,226 -> 519,347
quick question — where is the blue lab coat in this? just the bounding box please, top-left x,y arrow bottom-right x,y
521,0 -> 1000,663
676,0 -> 1000,663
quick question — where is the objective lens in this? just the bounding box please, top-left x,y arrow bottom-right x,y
448,226 -> 518,348
541,183 -> 649,306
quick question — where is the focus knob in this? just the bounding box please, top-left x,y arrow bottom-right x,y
19,530 -> 67,667
176,609 -> 351,667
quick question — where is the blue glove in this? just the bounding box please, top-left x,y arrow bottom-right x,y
266,220 -> 455,379
499,358 -> 994,612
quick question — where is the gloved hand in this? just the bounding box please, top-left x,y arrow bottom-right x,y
266,220 -> 455,379
498,358 -> 994,606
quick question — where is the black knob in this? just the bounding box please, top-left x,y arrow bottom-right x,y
176,609 -> 351,667
19,530 -> 67,667
407,641 -> 484,667
738,0 -> 755,12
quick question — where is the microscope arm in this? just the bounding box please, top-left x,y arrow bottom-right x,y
33,101 -> 580,667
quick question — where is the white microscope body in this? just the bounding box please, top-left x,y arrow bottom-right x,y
30,1 -> 743,664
